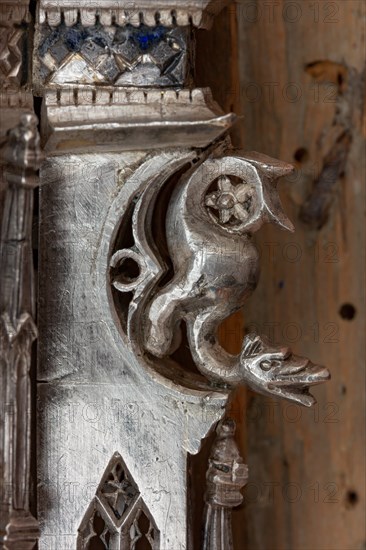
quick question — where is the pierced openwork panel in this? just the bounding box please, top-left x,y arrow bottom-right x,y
121,501 -> 159,550
78,506 -> 115,550
77,452 -> 159,550
98,454 -> 139,524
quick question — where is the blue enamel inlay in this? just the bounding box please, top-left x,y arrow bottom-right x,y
39,20 -> 185,86
64,26 -> 88,51
40,22 -> 170,58
38,27 -> 60,57
130,25 -> 167,51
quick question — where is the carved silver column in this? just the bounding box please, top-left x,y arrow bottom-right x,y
0,114 -> 43,548
0,0 -> 42,546
33,3 -> 234,549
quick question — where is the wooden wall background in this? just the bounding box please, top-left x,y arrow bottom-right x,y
196,1 -> 365,548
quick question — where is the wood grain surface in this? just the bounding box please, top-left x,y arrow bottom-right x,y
196,1 -> 365,548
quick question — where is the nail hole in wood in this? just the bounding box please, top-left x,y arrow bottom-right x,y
346,490 -> 358,508
293,147 -> 309,163
339,303 -> 356,320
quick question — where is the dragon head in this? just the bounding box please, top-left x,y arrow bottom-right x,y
240,334 -> 330,407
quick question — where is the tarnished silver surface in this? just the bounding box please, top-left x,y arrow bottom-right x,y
34,1 -> 237,544
0,114 -> 43,548
37,150 -> 229,549
0,4 -> 38,545
203,419 -> 248,550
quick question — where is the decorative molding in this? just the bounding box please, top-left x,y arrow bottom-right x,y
0,114 -> 44,549
0,23 -> 27,87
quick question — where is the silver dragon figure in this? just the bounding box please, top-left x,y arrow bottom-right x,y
138,150 -> 330,406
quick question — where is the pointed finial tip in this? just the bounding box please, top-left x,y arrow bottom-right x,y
20,113 -> 38,129
1,113 -> 43,176
217,418 -> 236,437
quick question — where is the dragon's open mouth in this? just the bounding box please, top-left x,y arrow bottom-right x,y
268,359 -> 330,407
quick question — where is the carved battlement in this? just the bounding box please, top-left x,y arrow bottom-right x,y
42,86 -> 235,152
45,85 -> 214,106
38,0 -> 229,28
